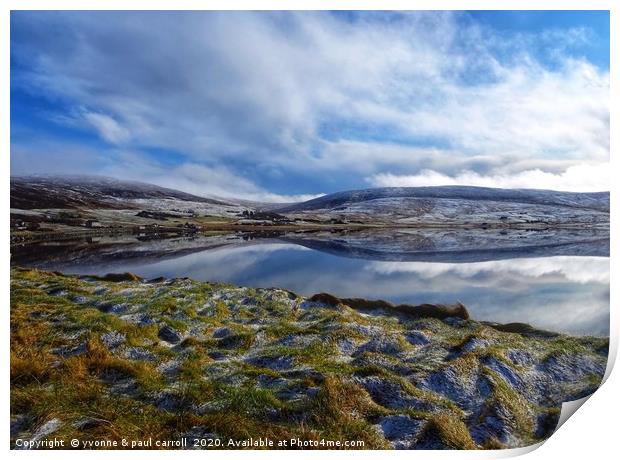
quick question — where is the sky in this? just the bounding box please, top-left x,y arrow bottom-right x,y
10,11 -> 610,201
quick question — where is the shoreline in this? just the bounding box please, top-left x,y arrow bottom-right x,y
10,221 -> 610,245
10,267 -> 608,450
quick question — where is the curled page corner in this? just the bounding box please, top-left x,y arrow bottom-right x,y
555,395 -> 592,432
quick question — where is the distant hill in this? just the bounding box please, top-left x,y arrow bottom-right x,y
274,186 -> 609,226
10,176 -> 233,210
10,177 -> 609,227
276,186 -> 609,213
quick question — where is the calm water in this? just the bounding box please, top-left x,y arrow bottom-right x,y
11,234 -> 609,336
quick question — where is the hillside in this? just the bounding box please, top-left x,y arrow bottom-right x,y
10,177 -> 610,233
10,176 -> 248,237
275,186 -> 610,226
276,186 -> 609,213
10,176 -> 233,210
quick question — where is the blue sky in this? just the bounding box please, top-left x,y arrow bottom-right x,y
10,11 -> 609,200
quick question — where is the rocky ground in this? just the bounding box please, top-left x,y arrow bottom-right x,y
10,268 -> 608,450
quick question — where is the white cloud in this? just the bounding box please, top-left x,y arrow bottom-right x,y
11,11 -> 609,194
82,112 -> 131,144
99,152 -> 323,203
369,162 -> 610,192
140,165 -> 324,203
10,140 -> 322,203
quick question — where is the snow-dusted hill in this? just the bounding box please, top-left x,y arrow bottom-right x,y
275,186 -> 609,226
11,178 -> 610,227
277,186 -> 609,212
10,175 -> 235,209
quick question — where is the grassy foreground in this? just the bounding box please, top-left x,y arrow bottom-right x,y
10,268 -> 608,450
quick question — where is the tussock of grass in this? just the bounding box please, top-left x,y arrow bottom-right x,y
10,349 -> 53,385
311,376 -> 391,449
480,367 -> 535,440
421,413 -> 477,449
353,364 -> 463,415
217,330 -> 256,352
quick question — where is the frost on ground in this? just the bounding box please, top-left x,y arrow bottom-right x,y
10,268 -> 608,450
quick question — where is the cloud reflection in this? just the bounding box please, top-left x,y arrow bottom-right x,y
32,241 -> 609,337
367,256 -> 610,284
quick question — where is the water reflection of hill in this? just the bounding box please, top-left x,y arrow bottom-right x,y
11,227 -> 609,270
279,228 -> 609,262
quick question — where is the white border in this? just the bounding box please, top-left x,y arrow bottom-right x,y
2,1 -> 617,459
